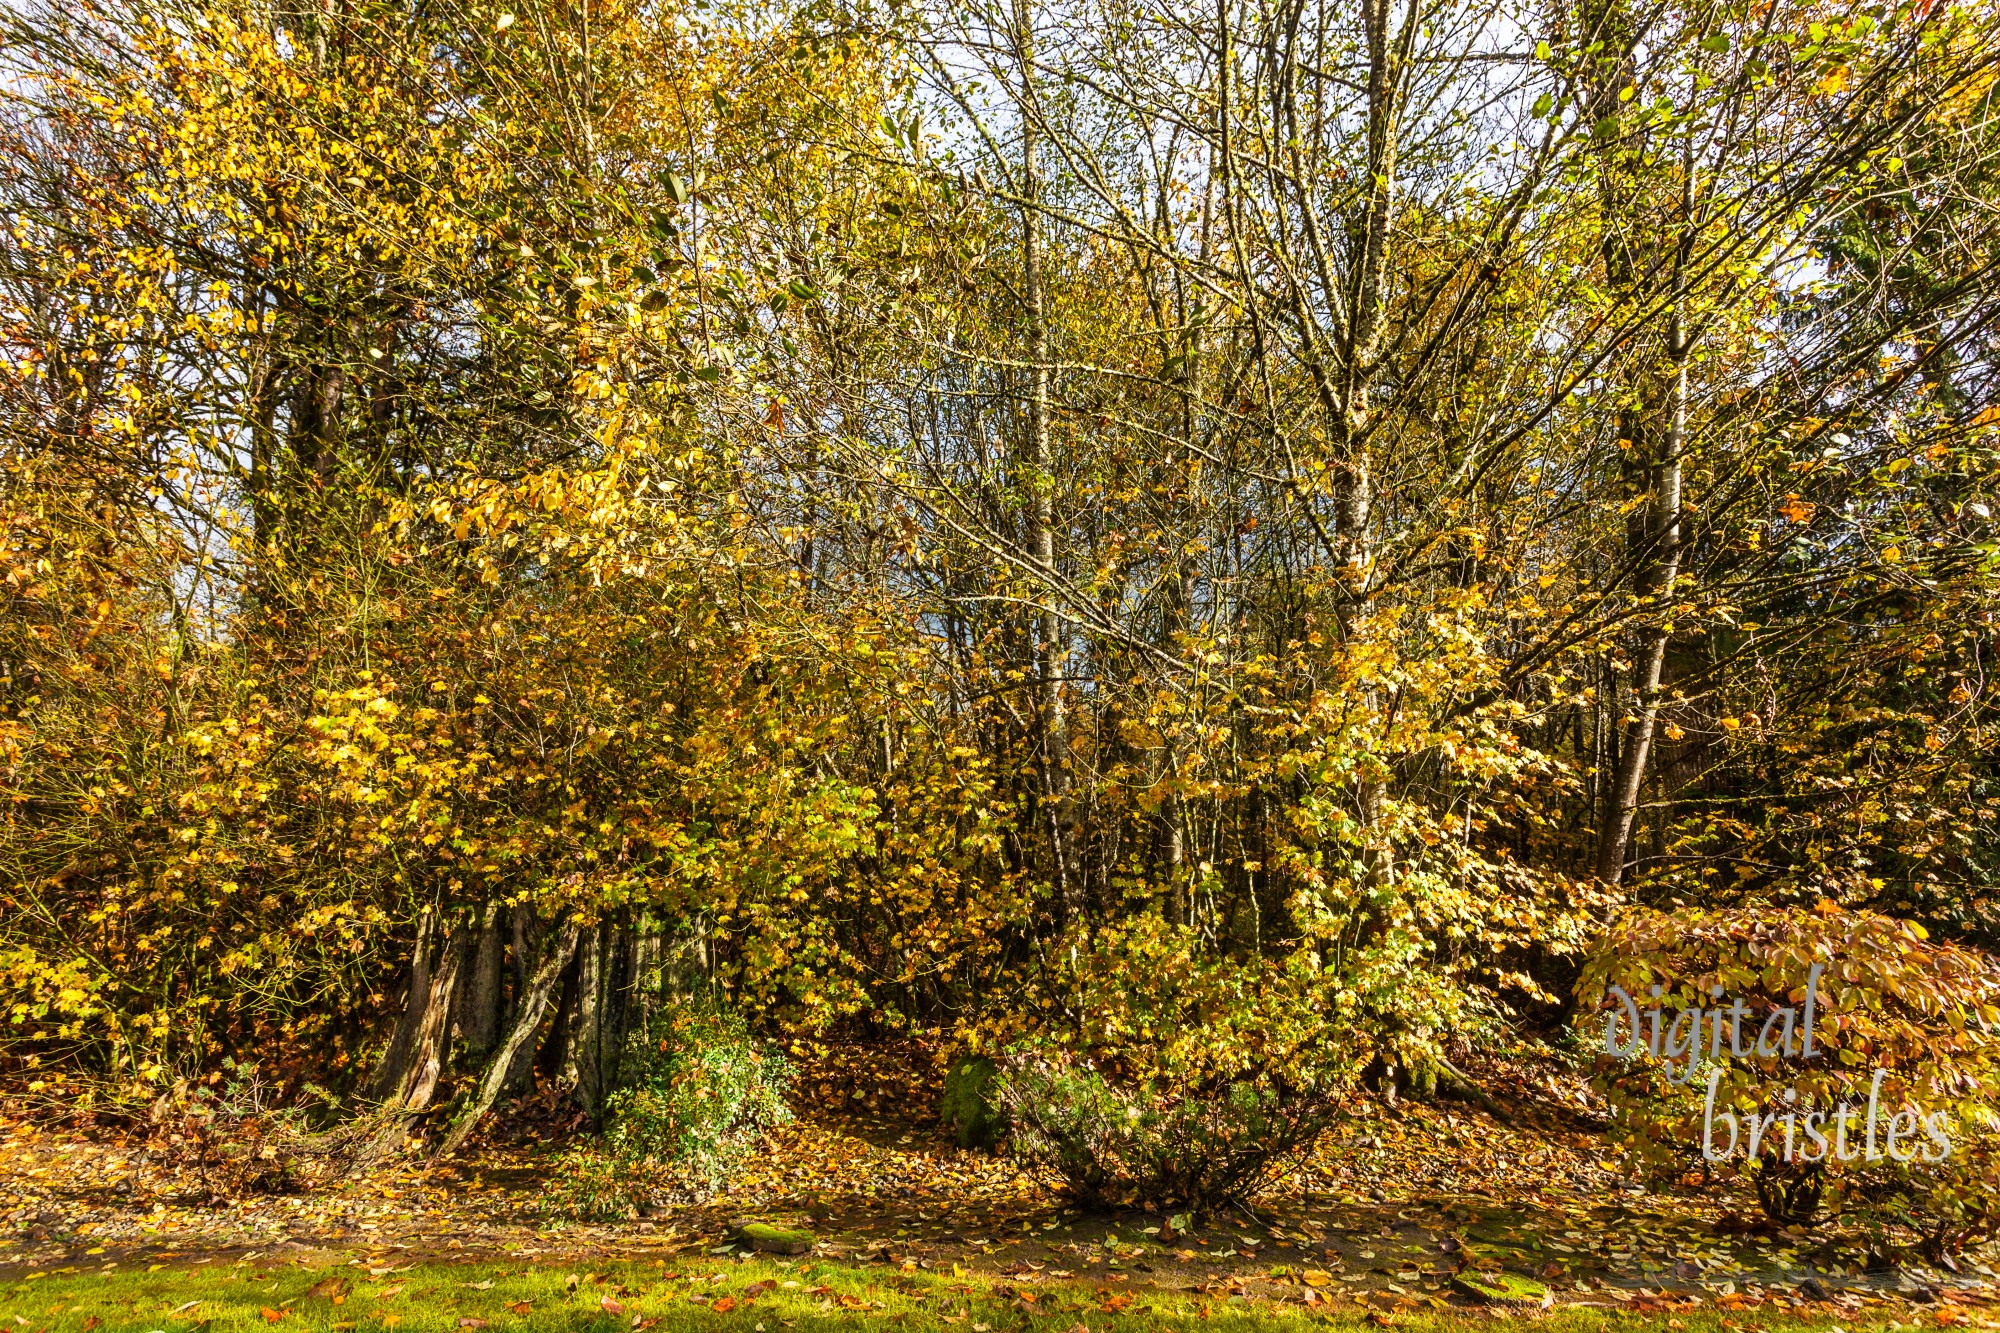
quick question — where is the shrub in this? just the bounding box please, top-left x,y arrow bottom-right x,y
545,1003 -> 791,1220
538,1143 -> 662,1223
940,1055 -> 1003,1149
991,919 -> 1367,1216
1577,906 -> 2000,1250
998,1055 -> 1334,1214
605,1005 -> 794,1193
146,1059 -> 350,1203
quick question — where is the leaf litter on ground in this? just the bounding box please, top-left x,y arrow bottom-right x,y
0,1050 -> 1992,1323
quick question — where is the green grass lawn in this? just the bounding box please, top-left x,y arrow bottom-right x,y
0,1253 -> 1933,1333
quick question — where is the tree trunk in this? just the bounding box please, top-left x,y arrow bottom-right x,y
1595,331 -> 1687,884
627,926 -> 662,1033
368,908 -> 436,1102
1013,2 -> 1073,924
439,917 -> 581,1157
1331,0 -> 1415,582
1591,65 -> 1693,887
663,920 -> 709,997
384,923 -> 466,1113
503,906 -> 536,1094
563,922 -> 608,1122
462,901 -> 504,1059
538,940 -> 577,1088
1345,0 -> 1416,895
598,922 -> 633,1098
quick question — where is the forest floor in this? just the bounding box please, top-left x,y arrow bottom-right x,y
0,1051 -> 1992,1332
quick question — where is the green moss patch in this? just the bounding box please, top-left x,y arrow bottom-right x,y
1452,1271 -> 1554,1308
735,1222 -> 818,1254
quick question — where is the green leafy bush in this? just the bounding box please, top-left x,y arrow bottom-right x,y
940,1055 -> 1003,1149
606,1005 -> 794,1191
997,1055 -> 1334,1215
545,1004 -> 792,1220
538,1143 -> 664,1223
992,919 -> 1366,1215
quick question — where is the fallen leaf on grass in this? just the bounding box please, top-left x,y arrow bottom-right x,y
602,1297 -> 626,1315
465,1280 -> 494,1291
507,1301 -> 532,1315
712,1296 -> 736,1313
458,1320 -> 489,1329
308,1278 -> 349,1302
259,1309 -> 283,1325
376,1285 -> 405,1299
169,1302 -> 200,1316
